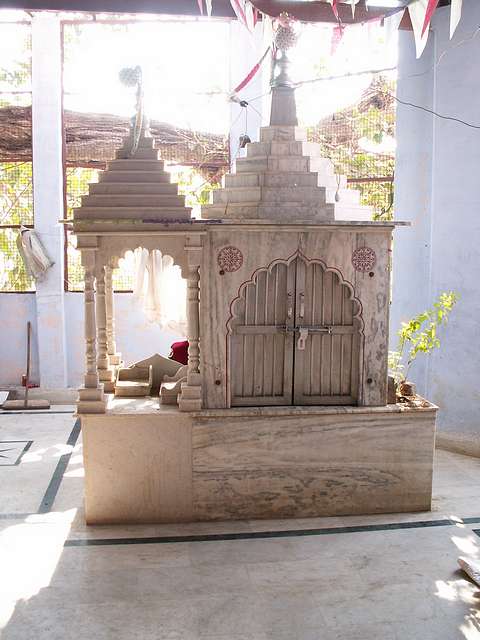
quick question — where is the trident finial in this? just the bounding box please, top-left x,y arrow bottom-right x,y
119,65 -> 145,156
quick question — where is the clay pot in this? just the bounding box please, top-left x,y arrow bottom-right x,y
399,380 -> 416,397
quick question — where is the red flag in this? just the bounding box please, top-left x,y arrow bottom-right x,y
421,0 -> 440,36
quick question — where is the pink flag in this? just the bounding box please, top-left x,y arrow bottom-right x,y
421,0 -> 440,36
330,23 -> 345,55
197,0 -> 204,15
233,46 -> 270,93
230,0 -> 249,30
330,0 -> 339,21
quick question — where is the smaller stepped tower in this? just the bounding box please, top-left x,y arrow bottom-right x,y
73,67 -> 193,226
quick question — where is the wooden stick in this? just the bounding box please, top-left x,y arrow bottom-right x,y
24,320 -> 31,409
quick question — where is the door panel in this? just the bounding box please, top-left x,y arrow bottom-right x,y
293,260 -> 359,405
230,256 -> 360,407
230,262 -> 295,406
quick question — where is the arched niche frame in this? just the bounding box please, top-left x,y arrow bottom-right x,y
93,234 -> 190,277
76,231 -> 203,413
225,250 -> 365,408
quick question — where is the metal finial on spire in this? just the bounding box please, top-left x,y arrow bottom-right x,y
119,65 -> 146,157
270,13 -> 298,127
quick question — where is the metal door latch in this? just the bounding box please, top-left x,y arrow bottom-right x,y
297,328 -> 308,350
287,292 -> 293,319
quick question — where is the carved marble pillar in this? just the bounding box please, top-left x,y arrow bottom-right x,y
77,250 -> 105,413
105,264 -> 121,367
179,237 -> 202,411
96,264 -> 114,387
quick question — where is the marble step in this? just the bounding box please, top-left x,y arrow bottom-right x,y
74,206 -> 192,220
259,125 -> 308,143
90,182 -> 176,195
333,203 -> 373,221
99,170 -> 171,183
212,185 -> 359,206
115,147 -> 159,160
325,187 -> 361,205
246,141 -> 324,159
107,159 -> 165,172
81,193 -> 185,207
212,185 -> 329,205
224,171 -> 346,190
202,200 -> 335,221
236,155 -> 334,174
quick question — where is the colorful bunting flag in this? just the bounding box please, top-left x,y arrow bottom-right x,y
330,23 -> 345,55
232,46 -> 270,93
197,0 -> 204,16
230,0 -> 252,32
330,0 -> 339,21
409,0 -> 430,58
349,0 -> 359,19
450,0 -> 463,38
421,0 -> 440,36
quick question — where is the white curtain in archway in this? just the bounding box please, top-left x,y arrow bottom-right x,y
133,248 -> 187,335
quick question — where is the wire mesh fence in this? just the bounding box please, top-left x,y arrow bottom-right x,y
64,166 -> 136,291
309,74 -> 395,220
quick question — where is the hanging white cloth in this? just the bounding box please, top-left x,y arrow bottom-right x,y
16,226 -> 54,281
133,248 -> 187,335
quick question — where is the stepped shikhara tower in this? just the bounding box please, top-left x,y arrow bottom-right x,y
74,130 -> 192,225
202,21 -> 371,223
74,65 -> 192,227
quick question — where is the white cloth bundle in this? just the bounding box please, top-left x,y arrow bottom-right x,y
133,248 -> 187,335
16,227 -> 54,281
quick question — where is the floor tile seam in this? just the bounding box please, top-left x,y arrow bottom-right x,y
63,515 -> 480,547
0,411 -> 75,415
37,418 -> 81,514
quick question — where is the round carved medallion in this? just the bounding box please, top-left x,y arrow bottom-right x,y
352,247 -> 376,272
217,246 -> 243,272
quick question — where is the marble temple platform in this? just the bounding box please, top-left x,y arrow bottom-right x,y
81,400 -> 437,524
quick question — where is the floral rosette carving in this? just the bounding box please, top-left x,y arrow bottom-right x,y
217,246 -> 243,273
352,247 -> 376,272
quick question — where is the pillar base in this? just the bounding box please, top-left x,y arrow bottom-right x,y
98,367 -> 115,383
103,380 -> 115,393
178,383 -> 202,412
77,385 -> 106,414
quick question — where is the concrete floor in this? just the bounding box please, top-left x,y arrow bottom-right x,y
0,409 -> 479,639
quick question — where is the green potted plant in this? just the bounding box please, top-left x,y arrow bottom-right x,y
389,291 -> 458,399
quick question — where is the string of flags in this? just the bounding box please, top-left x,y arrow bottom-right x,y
197,0 -> 465,59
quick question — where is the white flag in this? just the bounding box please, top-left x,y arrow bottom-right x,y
409,0 -> 430,58
450,0 -> 463,38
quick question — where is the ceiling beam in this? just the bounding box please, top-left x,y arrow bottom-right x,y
0,0 -> 451,21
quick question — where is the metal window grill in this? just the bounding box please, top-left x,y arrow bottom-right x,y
65,166 -> 135,292
0,22 -> 33,292
308,74 -> 395,220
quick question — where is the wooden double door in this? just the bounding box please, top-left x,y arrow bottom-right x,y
230,257 -> 361,406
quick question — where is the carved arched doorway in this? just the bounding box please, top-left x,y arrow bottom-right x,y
228,255 -> 363,406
